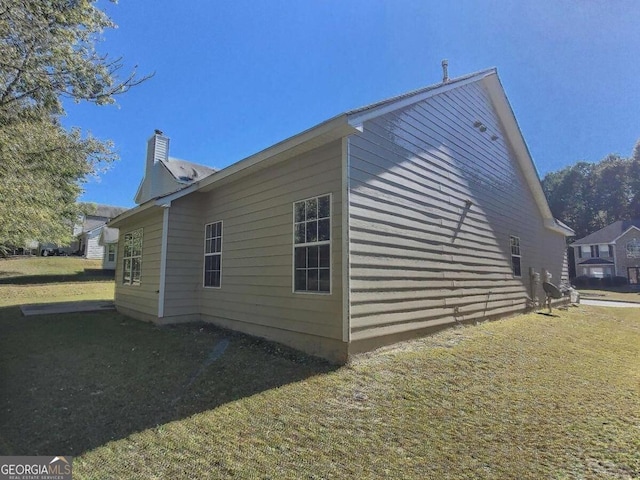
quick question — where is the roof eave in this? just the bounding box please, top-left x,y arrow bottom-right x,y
108,201 -> 158,228
156,113 -> 356,205
481,73 -> 569,236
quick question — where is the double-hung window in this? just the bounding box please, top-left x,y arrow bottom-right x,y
294,194 -> 331,293
510,235 -> 521,277
107,243 -> 116,262
204,221 -> 222,288
123,229 -> 142,285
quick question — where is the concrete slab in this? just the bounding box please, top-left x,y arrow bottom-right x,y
21,300 -> 115,316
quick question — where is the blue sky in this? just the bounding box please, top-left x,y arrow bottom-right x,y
63,0 -> 640,208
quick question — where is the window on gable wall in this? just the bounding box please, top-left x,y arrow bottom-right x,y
294,194 -> 331,293
204,221 -> 222,288
123,229 -> 142,285
510,235 -> 521,277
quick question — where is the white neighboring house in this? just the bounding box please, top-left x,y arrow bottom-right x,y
99,227 -> 120,269
75,205 -> 128,262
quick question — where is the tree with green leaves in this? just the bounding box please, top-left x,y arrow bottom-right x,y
542,140 -> 640,239
0,0 -> 150,249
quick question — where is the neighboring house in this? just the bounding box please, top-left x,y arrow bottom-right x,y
98,227 -> 120,269
109,67 -> 573,362
570,219 -> 640,284
75,205 -> 128,260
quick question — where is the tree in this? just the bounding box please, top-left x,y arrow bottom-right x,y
542,141 -> 640,239
0,0 -> 150,247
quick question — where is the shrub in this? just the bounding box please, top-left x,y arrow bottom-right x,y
587,277 -> 602,287
572,276 -> 589,288
602,276 -> 614,287
613,276 -> 629,287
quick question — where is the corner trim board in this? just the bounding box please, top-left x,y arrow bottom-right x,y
158,204 -> 170,318
341,136 -> 351,343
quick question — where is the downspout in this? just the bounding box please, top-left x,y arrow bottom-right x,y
158,203 -> 171,318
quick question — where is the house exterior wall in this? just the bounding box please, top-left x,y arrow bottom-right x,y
162,193 -> 204,321
347,80 -> 565,348
161,140 -> 346,361
114,208 -> 164,320
613,229 -> 640,283
136,163 -> 182,205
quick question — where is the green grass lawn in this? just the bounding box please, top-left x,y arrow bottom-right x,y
0,257 -> 114,307
0,258 -> 639,478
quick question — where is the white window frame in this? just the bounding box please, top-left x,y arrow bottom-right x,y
203,221 -> 223,289
292,193 -> 332,294
107,243 -> 116,262
122,228 -> 143,286
510,235 -> 521,278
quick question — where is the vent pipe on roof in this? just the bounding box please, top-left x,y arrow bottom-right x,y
441,59 -> 449,83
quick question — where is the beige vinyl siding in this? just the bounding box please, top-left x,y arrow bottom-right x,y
348,80 -> 564,341
198,141 -> 343,340
162,194 -> 204,318
114,208 -> 163,317
136,161 -> 183,205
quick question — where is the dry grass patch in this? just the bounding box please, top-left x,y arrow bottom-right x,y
579,288 -> 640,304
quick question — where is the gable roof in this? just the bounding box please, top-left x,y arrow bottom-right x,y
89,204 -> 129,219
570,220 -> 640,246
111,68 -> 573,237
79,204 -> 128,234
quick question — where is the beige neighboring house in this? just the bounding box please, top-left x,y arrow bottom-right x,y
570,219 -> 640,284
109,67 -> 573,363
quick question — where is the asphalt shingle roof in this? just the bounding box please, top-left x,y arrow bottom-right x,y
570,219 -> 640,246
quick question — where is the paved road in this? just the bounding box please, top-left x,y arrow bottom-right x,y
580,299 -> 640,308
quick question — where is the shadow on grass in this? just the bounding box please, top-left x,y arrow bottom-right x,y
0,269 -> 114,285
0,307 -> 337,456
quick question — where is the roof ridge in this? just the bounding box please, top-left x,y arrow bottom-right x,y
346,67 -> 496,116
